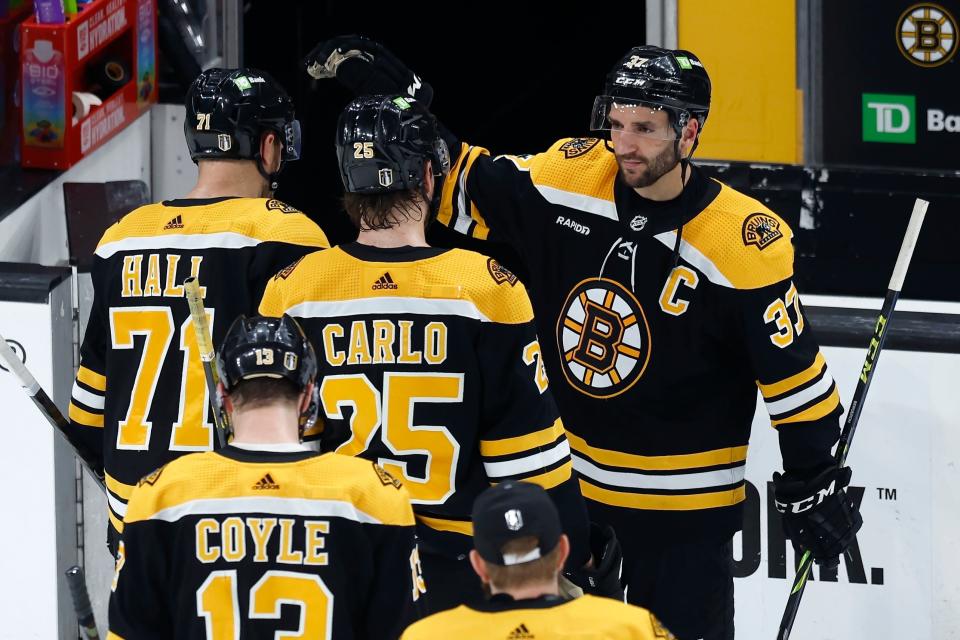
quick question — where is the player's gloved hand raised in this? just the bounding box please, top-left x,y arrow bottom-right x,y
304,35 -> 434,106
773,464 -> 863,569
563,523 -> 624,601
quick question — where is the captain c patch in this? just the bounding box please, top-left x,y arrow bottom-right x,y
742,213 -> 783,250
558,137 -> 599,159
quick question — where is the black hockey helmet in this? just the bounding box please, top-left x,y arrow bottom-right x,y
335,94 -> 450,194
184,68 -> 302,165
216,314 -> 318,433
590,46 -> 711,141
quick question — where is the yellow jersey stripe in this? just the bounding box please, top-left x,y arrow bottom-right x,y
417,514 -> 473,537
566,432 -> 747,472
77,365 -> 106,391
106,632 -> 125,640
513,460 -> 573,490
758,352 -> 827,398
579,479 -> 746,511
772,387 -> 841,426
470,201 -> 490,240
438,144 -> 488,232
107,473 -> 137,500
479,418 -> 565,457
68,402 -> 104,428
108,509 -> 125,534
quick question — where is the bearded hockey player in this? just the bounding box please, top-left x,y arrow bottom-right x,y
305,39 -> 862,638
66,68 -> 329,551
108,314 -> 419,639
259,94 -> 622,614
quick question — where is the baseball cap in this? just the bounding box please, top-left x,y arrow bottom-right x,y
472,481 -> 562,566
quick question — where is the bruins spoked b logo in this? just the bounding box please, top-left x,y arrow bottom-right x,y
897,3 -> 957,67
556,278 -> 651,398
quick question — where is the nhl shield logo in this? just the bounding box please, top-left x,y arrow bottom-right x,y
378,168 -> 394,187
630,215 -> 648,231
504,509 -> 524,531
217,134 -> 232,152
283,352 -> 298,371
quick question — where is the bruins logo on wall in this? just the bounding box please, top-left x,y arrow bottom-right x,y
558,137 -> 600,159
897,3 -> 957,68
556,278 -> 651,399
742,213 -> 783,250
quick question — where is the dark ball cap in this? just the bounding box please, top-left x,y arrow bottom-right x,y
472,481 -> 562,566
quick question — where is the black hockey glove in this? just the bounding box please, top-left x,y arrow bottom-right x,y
563,523 -> 624,601
773,465 -> 863,569
304,35 -> 434,106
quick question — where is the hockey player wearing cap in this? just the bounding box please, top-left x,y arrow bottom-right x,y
108,315 -> 419,639
401,481 -> 673,640
65,68 -> 328,552
305,39 -> 862,637
259,94 -> 624,614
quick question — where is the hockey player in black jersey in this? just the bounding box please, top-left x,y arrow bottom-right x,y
66,68 -> 329,551
306,39 -> 862,638
260,95 -> 621,614
108,314 -> 419,639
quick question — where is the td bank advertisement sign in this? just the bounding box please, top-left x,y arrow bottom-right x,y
822,2 -> 958,169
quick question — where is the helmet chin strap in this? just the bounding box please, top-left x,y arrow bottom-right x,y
255,131 -> 283,193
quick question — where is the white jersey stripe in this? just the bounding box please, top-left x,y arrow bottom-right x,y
765,373 -> 835,416
483,440 -> 571,479
653,230 -> 734,288
95,232 -> 264,258
533,185 -> 619,222
71,382 -> 105,410
572,454 -> 745,491
146,497 -> 381,524
285,298 -> 492,323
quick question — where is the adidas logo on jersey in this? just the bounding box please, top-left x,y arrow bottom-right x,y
372,272 -> 399,290
163,215 -> 184,230
252,473 -> 279,490
506,623 -> 534,639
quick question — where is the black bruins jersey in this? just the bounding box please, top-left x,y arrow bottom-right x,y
107,446 -> 418,640
401,594 -> 675,640
436,138 -> 842,539
66,197 -> 328,537
259,243 -> 589,562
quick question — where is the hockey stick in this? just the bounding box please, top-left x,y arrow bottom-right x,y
0,332 -> 106,493
777,198 -> 929,640
183,277 -> 227,448
65,566 -> 100,640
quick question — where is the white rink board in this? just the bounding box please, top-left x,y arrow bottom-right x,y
735,345 -> 960,640
0,302 -> 60,639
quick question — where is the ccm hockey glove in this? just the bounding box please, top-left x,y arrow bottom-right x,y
563,523 -> 624,601
304,35 -> 434,106
773,465 -> 863,569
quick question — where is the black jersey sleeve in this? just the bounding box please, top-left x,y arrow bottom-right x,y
740,278 -> 843,472
475,307 -> 590,568
435,142 -> 539,248
67,255 -> 109,474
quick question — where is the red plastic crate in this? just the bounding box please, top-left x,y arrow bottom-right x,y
19,0 -> 157,170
